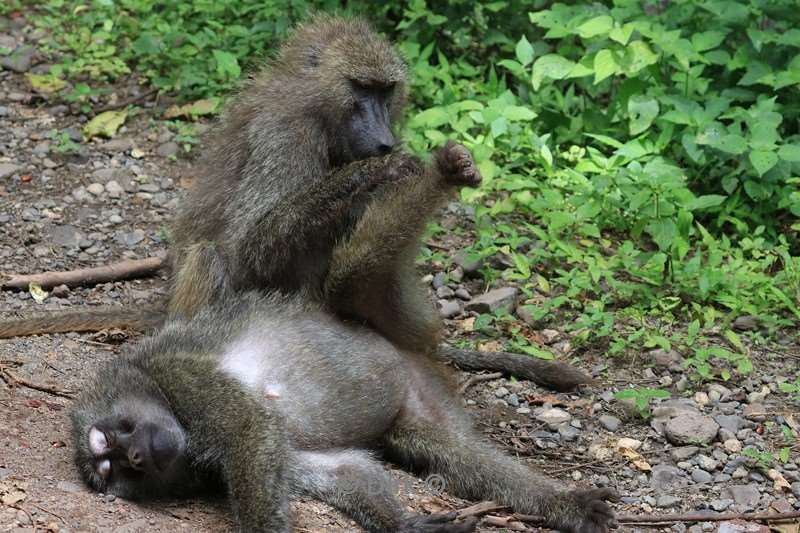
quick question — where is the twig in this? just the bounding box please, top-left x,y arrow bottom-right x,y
0,366 -> 74,398
30,502 -> 66,524
93,87 -> 158,114
1,257 -> 165,290
10,505 -> 38,532
546,459 -> 610,475
456,501 -> 509,519
483,515 -> 529,530
458,371 -> 503,394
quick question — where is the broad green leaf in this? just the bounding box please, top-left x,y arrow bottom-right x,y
646,218 -> 677,251
623,41 -> 659,74
548,211 -> 575,230
749,150 -> 778,176
518,345 -> 555,360
163,98 -> 220,119
691,31 -> 727,52
83,110 -> 128,139
531,54 -> 575,90
577,16 -> 613,39
687,195 -> 726,210
628,96 -> 659,135
212,50 -> 241,79
410,107 -> 449,128
515,35 -> 534,66
490,116 -> 508,137
711,134 -> 748,155
502,106 -> 537,121
778,144 -> 800,162
609,23 -> 634,45
594,49 -> 617,83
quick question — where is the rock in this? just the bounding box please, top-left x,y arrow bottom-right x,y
558,425 -> 580,442
100,138 -> 134,152
437,299 -> 460,318
540,329 -> 560,343
56,480 -> 83,493
652,399 -> 698,419
494,387 -> 509,398
724,439 -> 742,453
617,437 -> 642,450
694,391 -> 710,406
506,394 -> 519,407
0,163 -> 22,179
51,284 -> 69,298
691,469 -> 713,484
48,224 -> 84,248
105,180 -> 124,198
453,250 -> 484,276
697,455 -> 719,471
454,288 -> 471,300
534,407 -> 571,430
87,182 -> 105,196
115,230 -> 145,247
743,403 -> 766,420
465,287 -> 518,314
598,414 -> 621,432
21,207 -> 39,221
732,315 -> 760,331
656,495 -> 681,508
791,481 -> 800,498
432,272 -> 446,289
156,141 -> 180,157
747,387 -> 770,404
671,446 -> 700,462
649,348 -> 683,368
724,485 -> 760,508
651,465 -> 688,491
664,412 -> 719,445
709,498 -> 733,511
708,384 -> 732,402
436,286 -> 455,298
714,415 -> 746,434
0,45 -> 36,72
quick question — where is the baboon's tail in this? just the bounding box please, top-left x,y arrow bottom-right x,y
0,304 -> 167,338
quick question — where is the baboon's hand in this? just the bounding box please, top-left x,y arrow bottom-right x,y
398,511 -> 477,533
550,488 -> 619,533
435,141 -> 482,187
383,152 -> 424,182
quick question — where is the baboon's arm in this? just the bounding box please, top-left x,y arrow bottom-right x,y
0,305 -> 166,339
143,355 -> 291,532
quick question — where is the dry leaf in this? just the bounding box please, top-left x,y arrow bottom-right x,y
454,317 -> 475,332
618,447 -> 651,471
84,110 -> 128,139
25,73 -> 67,93
478,340 -> 503,352
767,469 -> 792,492
0,480 -> 27,506
29,282 -> 49,302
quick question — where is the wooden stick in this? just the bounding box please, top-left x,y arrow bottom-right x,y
498,509 -> 800,526
0,366 -> 74,398
458,371 -> 503,394
456,501 -> 509,519
1,257 -> 165,290
93,87 -> 158,114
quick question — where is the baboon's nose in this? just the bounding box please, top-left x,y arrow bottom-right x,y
377,141 -> 393,155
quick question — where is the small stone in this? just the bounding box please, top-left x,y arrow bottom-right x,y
0,45 -> 36,72
101,138 -> 134,152
51,284 -> 70,298
436,286 -> 454,298
56,480 -> 83,493
650,464 -> 688,490
108,214 -> 123,224
743,403 -> 766,420
454,288 -> 471,300
664,412 -> 719,445
515,407 -> 531,415
115,230 -> 145,247
48,224 -> 84,248
691,469 -> 713,484
617,437 -> 642,450
558,424 -> 581,442
599,414 -> 621,432
465,287 -> 519,314
649,348 -> 683,368
709,498 -> 733,511
724,484 -> 760,508
714,415 -> 746,433
724,439 -> 742,453
453,250 -> 484,275
732,315 -> 760,331
87,182 -> 105,196
494,386 -> 510,398
432,272 -> 446,289
694,392 -> 710,406
437,299 -> 461,318
791,481 -> 800,498
732,467 -> 749,479
0,163 -> 22,179
671,446 -> 700,462
534,407 -> 572,430
656,495 -> 681,508
697,455 -> 719,472
21,207 -> 39,221
156,141 -> 179,157
105,180 -> 124,198
506,394 -> 519,407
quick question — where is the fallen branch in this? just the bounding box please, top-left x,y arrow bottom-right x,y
0,365 -> 75,398
93,87 -> 158,114
456,501 -> 509,519
440,346 -> 592,392
1,257 -> 166,290
458,371 -> 503,394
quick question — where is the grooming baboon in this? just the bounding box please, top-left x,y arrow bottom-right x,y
72,291 -> 617,533
0,16 -> 591,390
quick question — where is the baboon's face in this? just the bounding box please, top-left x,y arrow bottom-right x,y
343,80 -> 396,160
72,397 -> 190,499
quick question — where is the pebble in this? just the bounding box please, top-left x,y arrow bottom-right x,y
558,425 -> 580,442
436,286 -> 454,298
599,414 -> 621,432
664,412 -> 719,445
724,484 -> 760,508
454,288 -> 471,300
494,387 -> 509,398
505,393 -> 519,407
697,455 -> 719,472
438,299 -> 460,318
432,272 -> 446,289
656,495 -> 681,508
465,287 -> 519,313
0,163 -> 22,179
691,469 -> 713,484
0,45 -> 36,72
709,498 -> 733,511
650,464 -> 687,490
105,180 -> 124,198
87,182 -> 105,196
670,446 -> 700,462
534,407 -> 571,429
724,439 -> 743,453
156,141 -> 179,157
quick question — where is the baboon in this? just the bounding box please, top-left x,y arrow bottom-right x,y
0,16 -> 591,390
72,291 -> 618,533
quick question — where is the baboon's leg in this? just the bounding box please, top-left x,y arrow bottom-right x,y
291,449 -> 476,533
384,415 -> 617,533
169,242 -> 231,319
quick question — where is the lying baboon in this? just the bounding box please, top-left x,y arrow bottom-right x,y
71,291 -> 617,533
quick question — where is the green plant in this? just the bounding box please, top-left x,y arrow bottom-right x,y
614,387 -> 670,419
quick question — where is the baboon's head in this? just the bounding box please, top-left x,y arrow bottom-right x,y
279,16 -> 408,164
